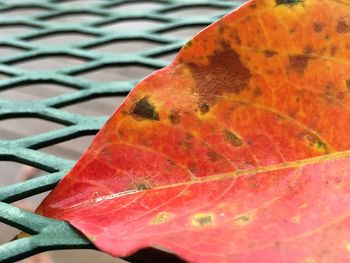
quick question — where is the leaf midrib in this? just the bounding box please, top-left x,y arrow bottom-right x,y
64,149 -> 350,210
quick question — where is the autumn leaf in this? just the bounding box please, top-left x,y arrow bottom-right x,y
36,0 -> 350,262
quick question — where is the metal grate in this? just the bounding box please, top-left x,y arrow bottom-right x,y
0,0 -> 243,262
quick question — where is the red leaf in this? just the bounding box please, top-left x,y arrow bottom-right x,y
37,0 -> 350,262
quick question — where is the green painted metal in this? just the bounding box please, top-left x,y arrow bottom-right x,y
0,0 -> 243,262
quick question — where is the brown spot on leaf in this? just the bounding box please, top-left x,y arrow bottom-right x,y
336,92 -> 345,100
264,49 -> 278,57
288,54 -> 313,74
199,102 -> 210,114
303,45 -> 313,55
330,45 -> 338,56
131,96 -> 159,121
346,79 -> 350,90
150,212 -> 172,225
313,22 -> 324,33
303,131 -> 330,153
129,178 -> 153,191
275,0 -> 303,5
184,40 -> 192,49
207,150 -> 221,162
136,182 -> 150,190
167,159 -> 176,167
188,44 -> 252,104
168,110 -> 181,124
231,30 -> 242,45
234,212 -> 255,226
218,25 -> 225,34
192,213 -> 215,228
336,19 -> 350,33
117,129 -> 125,139
324,81 -> 335,92
188,163 -> 197,174
180,133 -> 194,152
250,3 -> 257,9
254,87 -> 263,97
224,129 -> 243,147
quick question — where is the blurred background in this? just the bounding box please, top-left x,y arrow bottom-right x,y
0,0 -> 242,262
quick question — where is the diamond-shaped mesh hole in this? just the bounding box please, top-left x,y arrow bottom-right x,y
110,1 -> 166,12
50,249 -> 127,263
14,191 -> 50,211
0,24 -> 37,37
100,19 -> 164,32
90,39 -> 162,54
0,82 -> 73,100
27,32 -> 96,46
164,6 -> 227,18
160,25 -> 207,39
0,163 -> 50,245
154,51 -> 178,63
0,162 -> 49,221
75,65 -> 155,82
58,0 -> 107,7
0,161 -> 27,187
10,55 -> 87,70
0,118 -> 64,140
62,96 -> 125,116
42,12 -> 102,24
0,72 -> 9,79
0,223 -> 19,245
0,6 -> 49,17
0,162 -> 46,187
0,45 -> 25,57
41,135 -> 95,161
